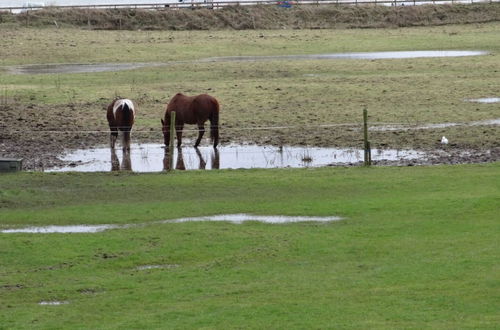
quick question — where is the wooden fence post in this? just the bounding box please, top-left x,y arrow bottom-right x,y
363,108 -> 371,166
168,111 -> 176,171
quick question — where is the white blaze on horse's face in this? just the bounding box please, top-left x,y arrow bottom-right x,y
113,99 -> 135,119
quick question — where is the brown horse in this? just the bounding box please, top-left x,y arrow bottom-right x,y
161,93 -> 219,149
107,98 -> 136,150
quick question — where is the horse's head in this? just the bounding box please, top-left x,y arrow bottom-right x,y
161,118 -> 169,147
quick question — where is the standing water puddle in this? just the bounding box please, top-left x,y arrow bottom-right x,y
39,301 -> 69,306
5,50 -> 487,74
1,214 -> 345,234
200,50 -> 488,63
465,97 -> 500,104
1,224 -> 123,233
6,62 -> 166,75
370,118 -> 500,131
47,143 -> 426,172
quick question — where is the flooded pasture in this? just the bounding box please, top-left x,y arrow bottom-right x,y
0,214 -> 345,234
5,50 -> 487,74
47,143 -> 427,172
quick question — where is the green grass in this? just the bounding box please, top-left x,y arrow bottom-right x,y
0,164 -> 499,328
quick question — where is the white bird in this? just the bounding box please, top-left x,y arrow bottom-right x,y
441,136 -> 449,145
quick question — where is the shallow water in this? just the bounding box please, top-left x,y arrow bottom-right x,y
1,214 -> 345,233
39,301 -> 69,305
7,62 -> 165,75
168,214 -> 343,224
201,50 -> 488,63
466,97 -> 500,104
0,224 -> 124,233
370,118 -> 500,132
136,264 -> 179,270
6,50 -> 487,74
47,143 -> 426,172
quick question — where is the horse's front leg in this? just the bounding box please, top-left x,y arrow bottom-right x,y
195,123 -> 205,148
176,123 -> 184,149
109,126 -> 118,149
164,123 -> 170,149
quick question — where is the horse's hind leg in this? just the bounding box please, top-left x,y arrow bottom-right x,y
110,127 -> 118,149
194,122 -> 205,148
209,113 -> 219,149
122,130 -> 131,151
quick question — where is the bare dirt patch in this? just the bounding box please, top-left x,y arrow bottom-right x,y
1,100 -> 498,170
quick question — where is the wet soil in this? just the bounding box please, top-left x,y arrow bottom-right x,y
1,100 -> 498,170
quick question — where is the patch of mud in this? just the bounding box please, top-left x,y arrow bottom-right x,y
0,214 -> 345,234
4,50 -> 487,74
46,143 -> 427,172
1,99 -> 498,170
1,284 -> 24,290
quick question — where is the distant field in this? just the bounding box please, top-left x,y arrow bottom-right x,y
1,23 -> 499,162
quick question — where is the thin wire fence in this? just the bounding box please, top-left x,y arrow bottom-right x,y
2,120 -> 497,134
0,0 -> 497,12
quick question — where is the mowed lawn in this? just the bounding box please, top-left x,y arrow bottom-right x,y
0,164 -> 499,328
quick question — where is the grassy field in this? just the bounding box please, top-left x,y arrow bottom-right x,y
1,7 -> 499,328
1,23 -> 499,157
0,164 -> 499,328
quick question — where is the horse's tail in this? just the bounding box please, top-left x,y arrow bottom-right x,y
209,99 -> 219,147
121,102 -> 134,130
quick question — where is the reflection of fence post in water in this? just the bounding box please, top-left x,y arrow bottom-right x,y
168,111 -> 176,171
363,108 -> 372,166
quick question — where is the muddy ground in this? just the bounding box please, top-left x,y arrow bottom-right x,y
1,100 -> 498,170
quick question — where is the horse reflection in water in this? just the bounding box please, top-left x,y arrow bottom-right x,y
163,148 -> 219,171
110,148 -> 132,171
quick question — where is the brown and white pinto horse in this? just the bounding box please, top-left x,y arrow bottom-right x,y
107,98 -> 136,150
161,93 -> 219,149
